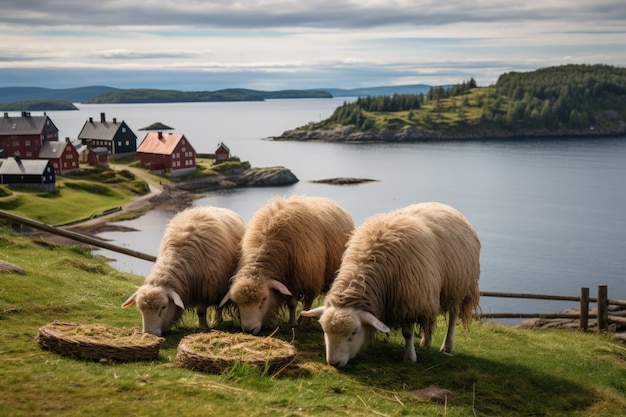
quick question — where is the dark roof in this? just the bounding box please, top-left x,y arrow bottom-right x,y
78,118 -> 134,141
139,122 -> 175,131
0,158 -> 51,175
38,141 -> 70,159
90,147 -> 109,156
0,114 -> 56,136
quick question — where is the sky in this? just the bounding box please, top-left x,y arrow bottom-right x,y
1,0 -> 625,91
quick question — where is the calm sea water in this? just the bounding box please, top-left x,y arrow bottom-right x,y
46,100 -> 626,319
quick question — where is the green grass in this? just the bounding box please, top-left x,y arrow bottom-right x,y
1,229 -> 626,416
0,167 -> 149,226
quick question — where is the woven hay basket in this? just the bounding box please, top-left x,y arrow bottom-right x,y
176,331 -> 297,374
36,320 -> 164,362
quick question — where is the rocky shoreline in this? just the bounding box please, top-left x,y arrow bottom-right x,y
273,125 -> 626,143
52,167 -> 375,239
516,304 -> 626,343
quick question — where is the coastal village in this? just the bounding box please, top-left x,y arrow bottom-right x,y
0,111 -> 231,190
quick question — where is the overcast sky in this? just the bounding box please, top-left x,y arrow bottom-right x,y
1,0 -> 625,91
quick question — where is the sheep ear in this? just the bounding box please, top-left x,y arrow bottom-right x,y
268,279 -> 292,296
301,306 -> 325,318
168,290 -> 185,310
218,292 -> 231,308
360,311 -> 390,333
121,293 -> 137,308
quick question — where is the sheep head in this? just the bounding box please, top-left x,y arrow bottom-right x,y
122,284 -> 185,336
302,305 -> 389,367
220,275 -> 292,335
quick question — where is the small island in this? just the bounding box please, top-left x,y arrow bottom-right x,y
0,99 -> 78,111
311,177 -> 378,185
273,64 -> 626,143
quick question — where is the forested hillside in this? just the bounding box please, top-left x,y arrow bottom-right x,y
84,88 -> 331,103
304,64 -> 626,140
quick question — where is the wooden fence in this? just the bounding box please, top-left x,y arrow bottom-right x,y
479,286 -> 626,332
2,210 -> 625,333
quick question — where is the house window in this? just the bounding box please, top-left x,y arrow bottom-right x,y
25,140 -> 31,146
125,140 -> 129,146
122,127 -> 126,133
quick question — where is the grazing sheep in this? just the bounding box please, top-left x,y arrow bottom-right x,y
219,195 -> 355,335
301,202 -> 480,367
122,206 -> 246,336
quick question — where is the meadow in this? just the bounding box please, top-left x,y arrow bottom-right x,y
1,230 -> 626,416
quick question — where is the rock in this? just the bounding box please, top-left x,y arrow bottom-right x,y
236,166 -> 299,187
311,177 -> 378,185
410,385 -> 454,402
173,167 -> 298,194
0,260 -> 26,275
273,124 -> 626,143
139,122 -> 175,131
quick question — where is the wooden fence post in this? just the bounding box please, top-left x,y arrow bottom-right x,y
580,287 -> 589,331
597,285 -> 608,333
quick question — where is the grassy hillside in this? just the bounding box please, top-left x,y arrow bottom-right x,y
1,230 -> 625,416
0,167 -> 149,226
304,64 -> 626,139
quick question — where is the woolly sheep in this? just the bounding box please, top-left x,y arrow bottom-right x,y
219,195 -> 355,335
301,202 -> 480,367
122,206 -> 246,336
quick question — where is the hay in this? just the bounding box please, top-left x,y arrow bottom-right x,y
36,320 -> 164,362
176,331 -> 296,374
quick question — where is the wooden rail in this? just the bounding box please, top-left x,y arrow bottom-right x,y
0,210 -> 157,262
480,285 -> 626,333
2,210 -> 623,333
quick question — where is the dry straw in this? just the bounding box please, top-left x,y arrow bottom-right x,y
176,330 -> 297,375
36,320 -> 164,362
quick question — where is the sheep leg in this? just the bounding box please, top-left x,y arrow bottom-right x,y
440,312 -> 458,354
298,298 -> 313,326
196,305 -> 209,330
287,296 -> 299,327
402,323 -> 417,362
214,305 -> 224,325
418,316 -> 433,348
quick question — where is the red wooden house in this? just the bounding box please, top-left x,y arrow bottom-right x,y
137,132 -> 196,176
0,112 -> 59,159
38,139 -> 80,175
87,147 -> 109,167
214,142 -> 230,163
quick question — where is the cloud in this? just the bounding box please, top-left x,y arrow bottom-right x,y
0,1 -> 624,89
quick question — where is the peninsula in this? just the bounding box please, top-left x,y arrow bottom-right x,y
273,64 -> 626,142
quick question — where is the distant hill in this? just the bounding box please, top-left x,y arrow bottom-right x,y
0,99 -> 77,111
0,84 -> 437,104
0,86 -> 121,104
83,88 -> 332,104
321,84 -> 438,97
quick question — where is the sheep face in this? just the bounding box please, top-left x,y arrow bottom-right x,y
303,305 -> 389,367
122,285 -> 185,336
225,276 -> 292,335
